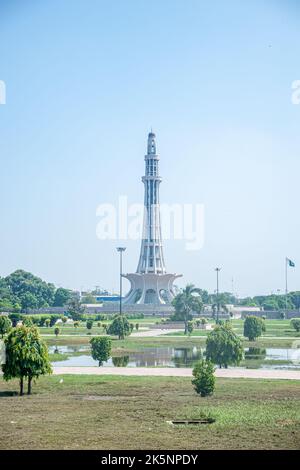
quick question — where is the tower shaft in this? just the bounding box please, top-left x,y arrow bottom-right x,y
137,132 -> 165,274
123,131 -> 182,306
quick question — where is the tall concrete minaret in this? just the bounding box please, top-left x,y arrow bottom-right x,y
136,131 -> 166,274
123,132 -> 182,305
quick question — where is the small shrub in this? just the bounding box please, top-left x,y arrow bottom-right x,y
107,316 -> 131,339
90,337 -> 112,366
86,319 -> 94,330
54,327 -> 60,337
0,316 -> 12,338
291,318 -> 300,332
187,320 -> 194,335
244,316 -> 266,341
135,323 -> 139,331
8,313 -> 22,327
50,315 -> 61,327
192,360 -> 215,397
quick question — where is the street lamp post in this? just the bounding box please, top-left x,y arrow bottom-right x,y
215,267 -> 221,323
117,247 -> 126,316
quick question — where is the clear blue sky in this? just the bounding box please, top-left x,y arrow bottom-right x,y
0,0 -> 299,297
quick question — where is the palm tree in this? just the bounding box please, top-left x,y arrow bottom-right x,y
172,284 -> 203,334
211,293 -> 229,320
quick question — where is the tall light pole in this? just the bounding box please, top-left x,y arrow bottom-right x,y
215,267 -> 221,323
117,247 -> 126,316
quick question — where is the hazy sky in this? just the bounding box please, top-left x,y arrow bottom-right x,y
0,0 -> 299,297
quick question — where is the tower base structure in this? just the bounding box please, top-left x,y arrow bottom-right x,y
123,273 -> 182,306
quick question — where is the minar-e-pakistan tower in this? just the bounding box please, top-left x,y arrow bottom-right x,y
123,132 -> 182,305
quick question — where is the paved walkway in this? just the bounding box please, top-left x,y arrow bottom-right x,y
40,331 -> 300,340
40,329 -> 183,338
52,366 -> 300,380
131,329 -> 182,337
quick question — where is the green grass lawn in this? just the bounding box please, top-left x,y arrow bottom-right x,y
0,375 -> 299,450
165,319 -> 300,339
39,318 -> 156,336
38,319 -> 300,341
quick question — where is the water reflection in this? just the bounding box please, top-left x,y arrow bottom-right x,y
50,345 -> 300,369
112,356 -> 130,367
171,347 -> 203,368
49,345 -> 89,354
244,348 -> 267,360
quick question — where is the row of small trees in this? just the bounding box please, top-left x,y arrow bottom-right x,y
0,314 -> 135,395
191,313 -> 300,397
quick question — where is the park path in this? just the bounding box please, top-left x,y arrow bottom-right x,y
131,328 -> 182,337
52,366 -> 300,380
40,328 -> 183,338
40,331 -> 300,340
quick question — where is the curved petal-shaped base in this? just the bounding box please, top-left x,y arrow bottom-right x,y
122,273 -> 182,305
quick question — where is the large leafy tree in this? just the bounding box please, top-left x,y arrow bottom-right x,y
53,288 -> 73,307
2,325 -> 52,395
20,292 -> 39,312
206,323 -> 243,368
209,292 -> 236,307
289,292 -> 300,310
172,284 -> 203,334
2,270 -> 55,312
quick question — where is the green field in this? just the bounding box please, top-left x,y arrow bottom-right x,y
0,375 -> 299,450
38,319 -> 300,340
165,319 -> 300,338
44,331 -> 298,350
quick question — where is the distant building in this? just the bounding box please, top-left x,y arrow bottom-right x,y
94,295 -> 120,303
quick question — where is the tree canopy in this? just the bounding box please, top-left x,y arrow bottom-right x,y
206,323 -> 243,368
90,337 -> 112,366
0,270 -> 75,313
0,316 -> 12,338
107,315 -> 131,339
66,297 -> 86,320
244,316 -> 266,341
2,325 -> 52,395
53,288 -> 73,307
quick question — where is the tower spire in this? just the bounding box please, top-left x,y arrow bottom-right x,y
147,130 -> 156,155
